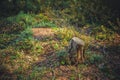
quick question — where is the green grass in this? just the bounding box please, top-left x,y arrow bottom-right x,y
7,12 -> 57,28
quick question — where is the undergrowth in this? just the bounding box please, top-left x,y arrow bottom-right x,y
0,11 -> 118,80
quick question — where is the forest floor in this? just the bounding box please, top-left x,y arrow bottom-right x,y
31,27 -> 120,80
0,13 -> 120,80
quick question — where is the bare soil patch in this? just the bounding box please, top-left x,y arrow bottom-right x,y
32,28 -> 54,40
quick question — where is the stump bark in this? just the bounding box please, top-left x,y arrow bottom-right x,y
68,37 -> 85,64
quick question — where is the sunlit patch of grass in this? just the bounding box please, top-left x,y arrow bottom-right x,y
92,25 -> 115,41
79,34 -> 94,48
54,26 -> 93,48
54,27 -> 80,41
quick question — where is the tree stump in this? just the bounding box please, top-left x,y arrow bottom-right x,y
68,37 -> 85,64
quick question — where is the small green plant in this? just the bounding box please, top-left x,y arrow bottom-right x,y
89,54 -> 103,64
32,42 -> 43,55
70,74 -> 76,80
53,43 -> 59,51
57,50 -> 70,65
